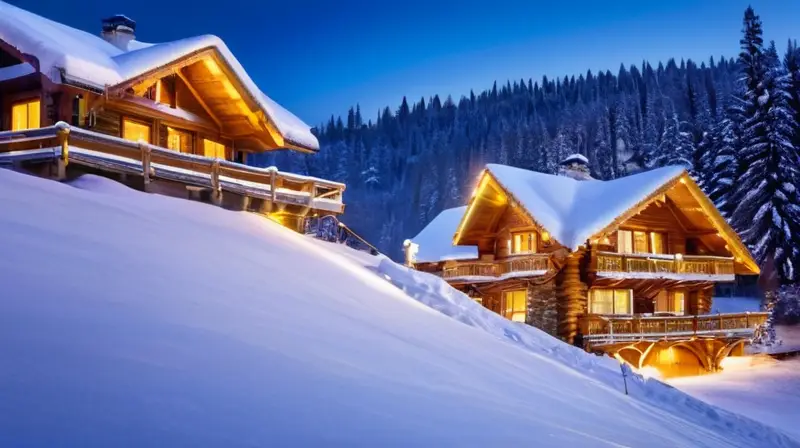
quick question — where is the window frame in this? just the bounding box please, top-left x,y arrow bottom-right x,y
11,98 -> 41,131
166,126 -> 192,153
510,231 -> 538,255
589,288 -> 633,315
502,289 -> 527,322
617,229 -> 669,255
122,117 -> 152,144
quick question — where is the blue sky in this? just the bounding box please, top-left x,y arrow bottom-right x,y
10,0 -> 800,126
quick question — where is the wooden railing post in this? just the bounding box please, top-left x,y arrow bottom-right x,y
55,122 -> 70,180
745,312 -> 750,328
140,142 -> 151,189
211,159 -> 222,205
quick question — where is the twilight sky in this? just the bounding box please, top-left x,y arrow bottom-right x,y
10,0 -> 800,126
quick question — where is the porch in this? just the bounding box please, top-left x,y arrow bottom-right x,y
0,123 -> 345,230
593,251 -> 736,281
441,254 -> 552,282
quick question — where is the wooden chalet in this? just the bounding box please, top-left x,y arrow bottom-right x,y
406,156 -> 768,377
0,4 -> 344,231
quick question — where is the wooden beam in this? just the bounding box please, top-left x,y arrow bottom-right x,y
175,68 -> 223,129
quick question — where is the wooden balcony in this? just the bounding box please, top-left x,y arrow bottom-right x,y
0,124 -> 345,215
442,254 -> 550,281
594,251 -> 735,280
579,312 -> 769,345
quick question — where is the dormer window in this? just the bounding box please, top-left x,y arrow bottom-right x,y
511,231 -> 537,254
617,230 -> 666,255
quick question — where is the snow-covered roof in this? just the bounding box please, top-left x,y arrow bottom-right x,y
0,0 -> 318,151
410,207 -> 478,263
478,164 -> 686,250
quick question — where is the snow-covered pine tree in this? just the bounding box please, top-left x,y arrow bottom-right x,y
706,114 -> 739,216
784,39 -> 800,151
653,108 -> 694,169
730,13 -> 800,284
594,114 -> 614,179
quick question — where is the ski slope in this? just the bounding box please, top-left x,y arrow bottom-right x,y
0,169 -> 795,447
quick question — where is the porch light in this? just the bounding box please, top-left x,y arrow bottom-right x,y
541,231 -> 550,242
675,253 -> 683,261
679,177 -> 687,184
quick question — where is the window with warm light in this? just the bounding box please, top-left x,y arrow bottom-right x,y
203,139 -> 226,159
589,289 -> 632,315
617,230 -> 668,255
650,232 -> 666,254
11,99 -> 40,131
511,232 -> 537,254
633,231 -> 648,253
122,118 -> 151,143
503,290 -> 527,322
617,230 -> 633,254
167,127 -> 192,153
672,291 -> 685,315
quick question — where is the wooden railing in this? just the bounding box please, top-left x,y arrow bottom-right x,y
442,254 -> 550,280
595,251 -> 735,277
579,312 -> 769,344
0,123 -> 345,213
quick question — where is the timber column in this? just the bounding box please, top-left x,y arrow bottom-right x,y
557,251 -> 586,344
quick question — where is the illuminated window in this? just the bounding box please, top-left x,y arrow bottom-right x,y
512,232 -> 537,254
650,232 -> 666,254
503,290 -> 527,322
589,289 -> 632,315
617,230 -> 633,254
633,231 -> 648,253
71,95 -> 87,126
122,118 -> 151,143
203,139 -> 226,159
167,127 -> 192,153
11,99 -> 40,131
672,291 -> 685,315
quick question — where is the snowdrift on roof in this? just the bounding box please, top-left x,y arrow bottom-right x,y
486,164 -> 685,249
0,0 -> 318,150
410,206 -> 477,263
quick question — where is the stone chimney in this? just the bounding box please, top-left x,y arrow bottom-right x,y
558,153 -> 594,181
101,15 -> 136,51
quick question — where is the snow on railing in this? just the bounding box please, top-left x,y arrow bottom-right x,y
0,123 -> 344,213
594,251 -> 735,278
579,311 -> 770,344
442,254 -> 551,281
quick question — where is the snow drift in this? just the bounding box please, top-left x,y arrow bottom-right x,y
0,169 -> 795,447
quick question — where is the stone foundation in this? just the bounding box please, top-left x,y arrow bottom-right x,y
526,281 -> 559,337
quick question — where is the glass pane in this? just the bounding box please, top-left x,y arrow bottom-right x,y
617,230 -> 633,254
204,139 -> 224,158
590,289 -> 614,314
650,232 -> 665,254
614,289 -> 631,314
123,119 -> 150,143
513,234 -> 522,253
504,290 -> 527,321
12,100 -> 40,131
28,100 -> 40,129
633,231 -> 648,253
673,292 -> 685,315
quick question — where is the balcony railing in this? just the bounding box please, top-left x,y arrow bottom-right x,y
579,312 -> 769,345
594,251 -> 735,279
442,254 -> 550,281
0,123 -> 345,214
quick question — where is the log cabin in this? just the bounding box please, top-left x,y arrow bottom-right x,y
0,2 -> 344,231
405,156 -> 768,377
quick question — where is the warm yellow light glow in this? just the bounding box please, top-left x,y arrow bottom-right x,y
203,139 -> 226,159
455,173 -> 491,243
675,253 -> 683,261
541,231 -> 550,242
719,356 -> 755,371
203,58 -> 223,76
122,118 -> 151,143
222,79 -> 241,100
679,177 -> 687,184
636,366 -> 663,380
11,99 -> 40,131
167,127 -> 191,153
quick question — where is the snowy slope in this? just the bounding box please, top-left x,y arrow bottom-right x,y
0,170 -> 796,447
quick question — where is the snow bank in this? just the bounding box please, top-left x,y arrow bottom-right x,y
0,170 -> 796,447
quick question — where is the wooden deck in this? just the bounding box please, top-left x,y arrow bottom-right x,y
0,123 -> 345,216
579,312 -> 769,345
593,251 -> 736,280
441,254 -> 551,281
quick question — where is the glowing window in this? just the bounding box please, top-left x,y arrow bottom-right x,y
512,232 -> 537,254
11,99 -> 40,131
167,127 -> 192,153
672,291 -> 685,315
633,231 -> 649,253
122,118 -> 151,143
203,139 -> 226,159
617,230 -> 633,254
589,289 -> 632,315
650,232 -> 666,254
503,290 -> 527,322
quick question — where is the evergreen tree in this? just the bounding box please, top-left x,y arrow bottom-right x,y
730,14 -> 800,284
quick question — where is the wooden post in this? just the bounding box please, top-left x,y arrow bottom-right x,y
211,159 -> 222,205
55,123 -> 70,180
557,251 -> 585,344
268,167 -> 277,212
140,142 -> 151,190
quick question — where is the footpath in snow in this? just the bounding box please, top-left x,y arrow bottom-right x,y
0,169 -> 796,447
